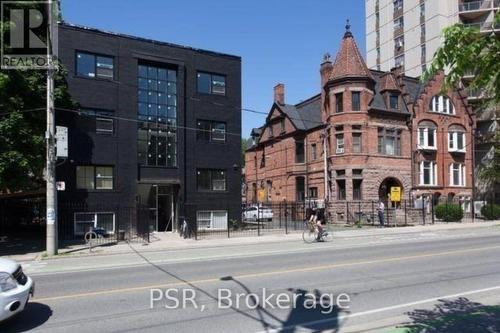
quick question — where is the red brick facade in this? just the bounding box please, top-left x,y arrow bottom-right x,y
245,28 -> 474,219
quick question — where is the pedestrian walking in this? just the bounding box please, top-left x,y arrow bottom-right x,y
377,200 -> 385,227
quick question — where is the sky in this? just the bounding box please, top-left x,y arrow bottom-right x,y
62,0 -> 366,138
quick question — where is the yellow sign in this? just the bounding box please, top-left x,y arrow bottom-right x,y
257,189 -> 267,202
390,187 -> 401,202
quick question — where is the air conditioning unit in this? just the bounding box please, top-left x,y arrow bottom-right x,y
396,40 -> 404,49
336,148 -> 344,154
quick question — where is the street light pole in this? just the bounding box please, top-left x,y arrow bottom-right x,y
46,1 -> 57,256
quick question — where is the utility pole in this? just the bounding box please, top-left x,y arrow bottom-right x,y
46,1 -> 57,256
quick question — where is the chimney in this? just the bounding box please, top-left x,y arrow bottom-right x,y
274,83 -> 285,105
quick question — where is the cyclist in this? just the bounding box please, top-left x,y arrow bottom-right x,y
307,208 -> 325,241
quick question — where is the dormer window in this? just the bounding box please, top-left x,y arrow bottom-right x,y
389,94 -> 399,109
280,118 -> 286,133
430,95 -> 454,115
268,124 -> 274,138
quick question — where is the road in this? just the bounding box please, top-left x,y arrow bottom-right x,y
2,227 -> 500,332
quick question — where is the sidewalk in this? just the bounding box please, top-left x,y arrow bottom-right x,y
6,220 -> 499,263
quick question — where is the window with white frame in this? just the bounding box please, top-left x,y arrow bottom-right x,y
430,95 -> 454,114
336,134 -> 344,154
418,125 -> 437,150
449,163 -> 466,186
419,161 -> 438,186
196,211 -> 228,230
448,127 -> 466,152
74,212 -> 115,235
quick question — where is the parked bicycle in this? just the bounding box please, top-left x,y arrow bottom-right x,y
302,220 -> 333,243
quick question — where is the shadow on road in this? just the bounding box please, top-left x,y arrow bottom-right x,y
0,302 -> 52,332
399,297 -> 500,332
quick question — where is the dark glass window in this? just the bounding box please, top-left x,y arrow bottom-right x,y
197,169 -> 226,191
390,94 -> 399,109
76,166 -> 114,190
309,187 -> 318,199
296,177 -> 305,202
80,108 -> 114,134
353,179 -> 363,200
335,93 -> 343,113
352,133 -> 362,153
337,179 -> 346,200
352,92 -> 361,111
197,120 -> 226,142
197,72 -> 226,95
280,118 -> 286,133
295,139 -> 305,163
311,144 -> 317,160
378,128 -> 402,155
76,52 -> 114,79
137,64 -> 177,167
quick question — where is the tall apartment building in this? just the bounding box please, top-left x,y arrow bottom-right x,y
366,0 -> 499,198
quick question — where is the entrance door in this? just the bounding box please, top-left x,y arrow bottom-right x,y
157,186 -> 176,232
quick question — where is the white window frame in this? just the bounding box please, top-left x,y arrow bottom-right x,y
336,135 -> 344,154
196,210 -> 228,230
74,212 -> 115,236
419,161 -> 438,186
448,131 -> 466,152
430,95 -> 454,114
418,127 -> 437,150
449,163 -> 466,186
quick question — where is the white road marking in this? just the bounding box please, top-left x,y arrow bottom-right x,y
256,285 -> 500,333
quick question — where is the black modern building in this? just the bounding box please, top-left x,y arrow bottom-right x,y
56,23 -> 241,237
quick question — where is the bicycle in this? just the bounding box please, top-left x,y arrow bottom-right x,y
302,220 -> 333,243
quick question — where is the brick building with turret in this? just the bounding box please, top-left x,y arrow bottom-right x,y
245,24 -> 474,222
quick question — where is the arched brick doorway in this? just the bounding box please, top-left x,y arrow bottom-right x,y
379,177 -> 403,207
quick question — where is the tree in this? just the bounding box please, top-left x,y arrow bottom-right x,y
241,137 -> 253,167
423,11 -> 500,105
0,66 -> 76,193
423,11 -> 500,187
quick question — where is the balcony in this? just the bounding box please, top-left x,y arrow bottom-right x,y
462,21 -> 500,33
466,86 -> 489,100
459,0 -> 493,19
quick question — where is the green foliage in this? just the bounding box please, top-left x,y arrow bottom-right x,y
241,137 -> 253,167
423,12 -> 500,105
481,204 -> 500,220
434,203 -> 463,222
0,65 -> 77,192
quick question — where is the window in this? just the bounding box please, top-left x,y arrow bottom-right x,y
337,180 -> 346,200
74,213 -> 115,236
336,169 -> 346,177
197,72 -> 226,95
295,139 -> 305,163
378,128 -> 402,155
448,131 -> 465,152
76,166 -> 114,190
394,36 -> 404,50
353,179 -> 363,200
393,16 -> 404,30
311,143 -> 317,160
390,94 -> 399,109
393,0 -> 403,11
80,108 -> 114,134
336,134 -> 344,154
309,187 -> 318,199
353,169 -> 363,176
197,169 -> 226,191
418,125 -> 437,150
352,133 -> 362,153
421,44 -> 426,59
268,124 -> 274,138
196,211 -> 228,230
430,95 -> 454,114
352,92 -> 361,111
280,118 -> 286,133
260,150 -> 266,168
419,161 -> 438,186
450,163 -> 466,186
197,120 -> 226,142
421,24 -> 426,38
420,2 -> 425,16
138,64 -> 177,167
395,55 -> 404,68
296,177 -> 305,202
76,52 -> 114,79
335,93 -> 343,113
421,64 -> 427,73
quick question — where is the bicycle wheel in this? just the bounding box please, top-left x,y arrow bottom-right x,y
321,225 -> 333,242
302,224 -> 318,243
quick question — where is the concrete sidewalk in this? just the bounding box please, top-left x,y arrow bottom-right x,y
5,220 -> 499,263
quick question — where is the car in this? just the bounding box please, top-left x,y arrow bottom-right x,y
0,259 -> 34,322
243,205 -> 273,222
